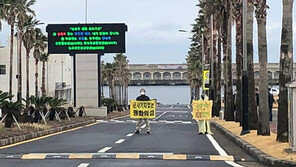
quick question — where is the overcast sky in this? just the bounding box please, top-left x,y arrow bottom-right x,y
0,0 -> 295,64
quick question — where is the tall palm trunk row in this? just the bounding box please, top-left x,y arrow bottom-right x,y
192,0 -> 294,139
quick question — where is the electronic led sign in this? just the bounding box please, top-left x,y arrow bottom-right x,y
46,23 -> 128,54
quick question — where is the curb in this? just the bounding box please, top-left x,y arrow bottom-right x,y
0,153 -> 246,162
0,120 -> 96,147
0,112 -> 129,148
211,121 -> 296,167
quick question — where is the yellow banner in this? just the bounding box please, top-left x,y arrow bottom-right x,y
192,100 -> 213,120
130,100 -> 156,119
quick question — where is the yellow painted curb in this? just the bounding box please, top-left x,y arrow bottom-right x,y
163,154 -> 186,160
210,155 -> 234,161
22,154 -> 46,159
69,153 -> 93,159
116,153 -> 139,159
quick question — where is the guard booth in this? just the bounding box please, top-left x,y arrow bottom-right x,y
287,81 -> 296,151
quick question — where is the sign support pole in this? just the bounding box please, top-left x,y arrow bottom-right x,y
98,53 -> 103,107
72,54 -> 77,107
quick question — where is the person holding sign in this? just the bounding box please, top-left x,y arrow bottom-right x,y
134,89 -> 151,134
192,94 -> 212,135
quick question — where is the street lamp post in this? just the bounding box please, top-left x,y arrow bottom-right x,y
241,0 -> 250,135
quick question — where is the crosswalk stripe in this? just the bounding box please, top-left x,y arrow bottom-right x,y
98,147 -> 112,153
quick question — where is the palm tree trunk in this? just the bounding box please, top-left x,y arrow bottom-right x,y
26,50 -> 30,103
9,25 -> 14,99
35,58 -> 39,96
41,61 -> 46,96
225,1 -> 234,121
17,33 -> 22,102
256,2 -> 270,135
277,0 -> 294,142
222,10 -> 228,117
217,29 -> 222,113
213,22 -> 219,117
235,11 -> 243,123
247,1 -> 258,129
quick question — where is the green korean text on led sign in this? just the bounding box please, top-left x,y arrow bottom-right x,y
52,26 -> 120,51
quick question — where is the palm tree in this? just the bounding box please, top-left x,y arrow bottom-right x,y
15,0 -> 36,102
186,47 -> 203,101
0,0 -> 18,98
247,0 -> 258,130
254,0 -> 270,136
223,0 -> 234,121
0,90 -> 12,106
47,97 -> 67,121
277,0 -> 294,142
33,28 -> 47,96
1,100 -> 23,128
39,53 -> 49,96
27,95 -> 50,123
22,16 -> 38,102
113,54 -> 129,106
0,0 -> 35,98
102,63 -> 116,99
234,0 -> 243,123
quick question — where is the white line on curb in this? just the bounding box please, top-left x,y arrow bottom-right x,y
77,163 -> 89,167
98,147 -> 112,153
115,139 -> 125,144
126,133 -> 134,137
206,134 -> 243,167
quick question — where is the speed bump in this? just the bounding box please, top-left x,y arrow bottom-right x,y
163,154 -> 186,160
22,154 -> 46,159
69,153 -> 93,159
116,153 -> 139,159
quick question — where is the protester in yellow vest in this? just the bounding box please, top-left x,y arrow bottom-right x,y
198,94 -> 212,135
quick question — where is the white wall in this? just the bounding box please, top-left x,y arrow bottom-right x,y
0,37 -> 73,101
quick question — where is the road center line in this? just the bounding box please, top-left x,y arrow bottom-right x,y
98,147 -> 112,153
77,163 -> 89,167
154,111 -> 167,120
115,139 -> 125,144
206,134 -> 243,167
126,133 -> 134,137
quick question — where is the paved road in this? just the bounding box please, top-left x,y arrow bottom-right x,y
0,105 -> 264,167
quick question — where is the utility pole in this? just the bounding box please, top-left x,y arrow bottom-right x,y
241,0 -> 250,135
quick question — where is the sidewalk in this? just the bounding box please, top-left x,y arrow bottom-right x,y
212,119 -> 296,167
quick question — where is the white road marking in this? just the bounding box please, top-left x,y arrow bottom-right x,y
172,115 -> 175,117
170,105 -> 173,108
166,121 -> 174,124
126,133 -> 134,137
115,139 -> 125,144
206,134 -> 243,167
141,124 -> 146,129
77,163 -> 89,167
155,111 -> 167,120
98,147 -> 112,153
183,121 -> 192,124
179,115 -> 182,117
187,105 -> 191,109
